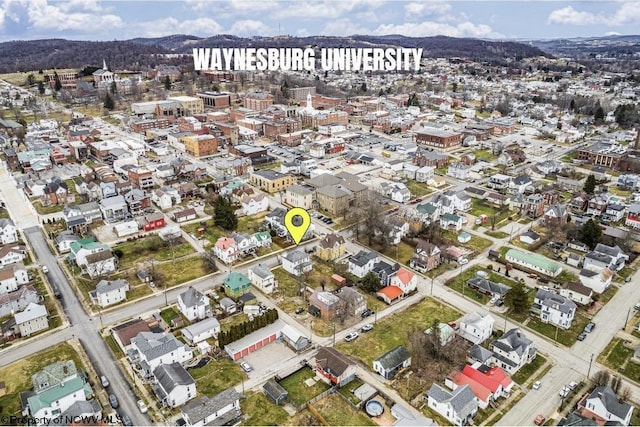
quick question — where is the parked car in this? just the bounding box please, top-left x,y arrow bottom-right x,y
345,332 -> 359,342
240,362 -> 253,373
534,415 -> 546,426
41,265 -> 49,274
559,387 -> 570,398
577,332 -> 587,341
121,414 -> 133,426
634,302 -> 640,311
136,399 -> 148,414
109,394 -> 119,409
361,324 -> 373,332
532,381 -> 541,390
568,381 -> 578,390
100,375 -> 109,388
361,309 -> 374,318
584,322 -> 596,333
295,307 -> 305,315
458,258 -> 469,265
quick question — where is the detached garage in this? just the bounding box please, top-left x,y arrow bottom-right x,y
224,319 -> 286,360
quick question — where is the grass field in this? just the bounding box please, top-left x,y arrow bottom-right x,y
335,298 -> 461,367
512,354 -> 548,385
313,393 -> 376,426
0,342 -> 83,418
189,358 -> 244,397
154,256 -> 214,288
240,392 -> 290,426
279,368 -> 330,406
526,312 -> 591,346
114,235 -> 195,271
405,179 -> 434,198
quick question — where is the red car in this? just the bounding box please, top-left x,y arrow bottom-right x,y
534,415 -> 546,426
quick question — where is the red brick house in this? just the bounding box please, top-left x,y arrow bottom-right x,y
315,347 -> 356,387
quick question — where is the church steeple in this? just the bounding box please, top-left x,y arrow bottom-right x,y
103,59 -> 108,71
306,92 -> 312,109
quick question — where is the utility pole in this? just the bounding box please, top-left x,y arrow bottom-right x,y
587,353 -> 594,380
430,276 -> 434,296
623,308 -> 631,331
332,323 -> 336,346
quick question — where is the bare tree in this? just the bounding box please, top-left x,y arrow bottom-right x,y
620,385 -> 632,402
592,370 -> 611,387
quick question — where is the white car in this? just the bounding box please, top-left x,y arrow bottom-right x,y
568,381 -> 578,390
559,387 -> 570,398
344,332 -> 359,342
240,362 -> 253,373
42,265 -> 49,274
532,381 -> 541,390
136,399 -> 148,413
458,258 -> 469,265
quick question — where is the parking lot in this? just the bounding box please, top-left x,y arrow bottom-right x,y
240,340 -> 298,378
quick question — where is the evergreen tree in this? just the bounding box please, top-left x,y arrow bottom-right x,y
505,281 -> 529,315
583,174 -> 596,194
164,75 -> 172,90
26,74 -> 36,86
103,93 -> 115,110
594,105 -> 605,124
214,196 -> 238,230
110,80 -> 118,95
360,272 -> 382,293
580,219 -> 602,249
53,72 -> 62,92
360,82 -> 367,93
570,99 -> 575,111
37,81 -> 45,95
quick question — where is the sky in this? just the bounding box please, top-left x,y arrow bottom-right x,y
0,0 -> 639,42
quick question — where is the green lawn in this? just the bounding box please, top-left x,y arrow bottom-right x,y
105,334 -> 125,359
313,393 -> 376,426
473,149 -> 497,162
405,179 -> 434,198
512,355 -> 548,385
442,230 -> 493,254
379,241 -> 416,265
160,306 -> 180,325
526,312 -> 591,346
237,213 -> 270,234
154,256 -> 215,288
338,378 -> 364,405
0,342 -> 84,418
279,368 -> 331,406
114,235 -> 195,271
335,298 -> 461,367
485,230 -> 509,239
33,200 -> 64,215
240,392 -> 290,426
189,358 -> 245,397
220,313 -> 251,332
470,199 -> 499,218
445,265 -> 521,305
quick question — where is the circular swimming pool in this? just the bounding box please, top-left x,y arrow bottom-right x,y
365,399 -> 384,417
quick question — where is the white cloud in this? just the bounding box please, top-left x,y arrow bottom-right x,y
548,2 -> 640,26
320,18 -> 370,37
405,2 -> 451,17
228,19 -> 271,36
0,6 -> 5,28
3,0 -> 122,31
274,0 -> 385,20
374,21 -> 503,38
135,17 -> 224,38
547,6 -> 603,25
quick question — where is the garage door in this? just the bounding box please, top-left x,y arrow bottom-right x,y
256,341 -> 262,349
234,352 -> 241,360
262,337 -> 270,345
241,348 -> 249,357
249,344 -> 256,352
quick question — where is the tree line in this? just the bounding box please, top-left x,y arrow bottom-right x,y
217,308 -> 279,348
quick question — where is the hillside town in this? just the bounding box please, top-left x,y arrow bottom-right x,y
0,48 -> 639,427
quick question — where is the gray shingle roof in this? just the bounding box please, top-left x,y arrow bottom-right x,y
350,250 -> 378,267
535,289 -> 577,314
131,332 -> 185,361
426,383 -> 477,420
491,328 -> 533,358
95,279 -> 129,295
181,388 -> 243,425
153,362 -> 195,393
587,386 -> 632,421
374,345 -> 411,371
467,276 -> 511,297
180,287 -> 206,308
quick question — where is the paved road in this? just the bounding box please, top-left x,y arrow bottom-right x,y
21,227 -> 151,426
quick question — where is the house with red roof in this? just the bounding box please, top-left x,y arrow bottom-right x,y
376,285 -> 404,304
390,267 -> 417,294
461,364 -> 514,399
213,237 -> 240,264
446,370 -> 492,409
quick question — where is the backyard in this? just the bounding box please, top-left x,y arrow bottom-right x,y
189,358 -> 245,397
312,393 -> 376,426
0,342 -> 84,418
445,265 -> 521,305
404,179 -> 434,198
279,368 -> 331,406
598,338 -> 640,382
335,297 -> 461,367
114,235 -> 195,271
240,392 -> 290,426
525,312 -> 591,346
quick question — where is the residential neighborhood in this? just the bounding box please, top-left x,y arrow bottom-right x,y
1,22 -> 640,427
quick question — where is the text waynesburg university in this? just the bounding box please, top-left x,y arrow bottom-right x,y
193,47 -> 424,72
